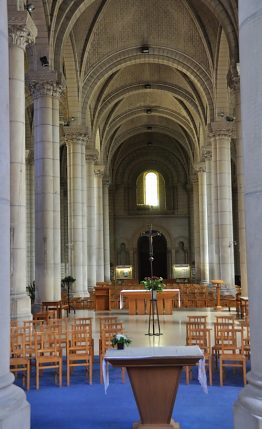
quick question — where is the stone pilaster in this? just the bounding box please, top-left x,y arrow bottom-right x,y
103,177 -> 111,282
86,148 -> 98,290
9,12 -> 37,320
234,4 -> 262,427
29,78 -> 63,302
95,164 -> 105,282
65,128 -> 88,297
195,163 -> 209,283
230,72 -> 248,295
210,122 -> 235,291
0,4 -> 30,427
26,150 -> 35,284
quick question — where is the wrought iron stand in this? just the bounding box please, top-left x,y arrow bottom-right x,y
142,224 -> 162,336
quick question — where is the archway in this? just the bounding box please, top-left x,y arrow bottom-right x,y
137,231 -> 167,281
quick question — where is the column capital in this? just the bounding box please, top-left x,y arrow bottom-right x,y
64,127 -> 89,146
201,145 -> 212,161
86,147 -> 99,162
26,71 -> 64,99
94,164 -> 105,177
209,122 -> 233,139
227,63 -> 240,92
191,172 -> 199,184
8,11 -> 37,50
194,162 -> 206,174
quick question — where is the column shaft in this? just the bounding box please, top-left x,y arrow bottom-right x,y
0,4 -> 30,427
86,150 -> 98,290
192,174 -> 200,281
82,144 -> 88,295
95,165 -> 105,282
103,180 -> 111,282
234,3 -> 262,427
197,166 -> 209,283
9,14 -> 36,320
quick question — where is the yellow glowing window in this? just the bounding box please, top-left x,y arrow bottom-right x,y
145,172 -> 159,206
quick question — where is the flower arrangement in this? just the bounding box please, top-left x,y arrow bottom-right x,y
140,276 -> 165,291
111,333 -> 132,348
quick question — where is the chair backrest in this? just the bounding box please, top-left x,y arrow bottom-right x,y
215,315 -> 236,324
187,327 -> 211,354
187,316 -> 208,324
100,321 -> 124,353
213,322 -> 238,352
186,321 -> 207,343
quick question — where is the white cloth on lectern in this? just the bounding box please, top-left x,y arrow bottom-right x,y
102,359 -> 109,394
198,358 -> 208,394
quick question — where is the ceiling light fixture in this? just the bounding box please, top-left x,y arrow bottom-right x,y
141,46 -> 150,54
147,126 -> 152,131
146,108 -> 152,114
25,3 -> 35,14
144,84 -> 151,89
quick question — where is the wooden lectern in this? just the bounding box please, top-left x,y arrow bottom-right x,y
104,346 -> 203,429
95,286 -> 111,311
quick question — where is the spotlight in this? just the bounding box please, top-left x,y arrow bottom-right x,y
147,126 -> 152,131
40,56 -> 49,67
25,3 -> 35,14
225,115 -> 235,122
217,112 -> 225,118
141,46 -> 150,54
144,84 -> 151,89
146,108 -> 152,114
147,141 -> 153,146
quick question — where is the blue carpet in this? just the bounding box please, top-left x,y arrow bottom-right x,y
15,358 -> 247,429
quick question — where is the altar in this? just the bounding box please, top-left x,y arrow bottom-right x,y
120,289 -> 180,315
104,346 -> 204,428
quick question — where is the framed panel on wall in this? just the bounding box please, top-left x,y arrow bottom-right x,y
115,265 -> 133,280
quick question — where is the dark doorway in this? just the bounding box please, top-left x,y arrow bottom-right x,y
138,231 -> 167,281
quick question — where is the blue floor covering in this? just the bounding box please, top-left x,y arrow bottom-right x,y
16,358 -> 246,429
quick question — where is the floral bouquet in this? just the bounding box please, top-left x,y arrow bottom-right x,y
111,333 -> 132,349
140,276 -> 165,291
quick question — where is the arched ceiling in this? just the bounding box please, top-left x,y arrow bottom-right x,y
25,0 -> 238,182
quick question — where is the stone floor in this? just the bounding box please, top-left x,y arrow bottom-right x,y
67,307 -> 238,355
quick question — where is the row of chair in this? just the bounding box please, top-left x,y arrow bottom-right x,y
10,316 -> 127,390
185,315 -> 250,386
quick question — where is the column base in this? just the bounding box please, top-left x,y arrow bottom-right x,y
234,371 -> 262,429
10,293 -> 32,323
0,380 -> 30,429
133,420 -> 179,429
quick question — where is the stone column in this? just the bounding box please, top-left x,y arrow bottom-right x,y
103,178 -> 111,282
210,131 -> 220,279
86,148 -> 98,290
211,123 -> 235,291
192,173 -> 200,281
203,144 -> 216,280
52,88 -> 62,300
0,3 -> 30,427
196,164 -> 209,283
26,150 -> 35,283
29,77 -> 63,302
81,144 -> 88,295
9,12 -> 37,321
95,165 -> 105,282
65,129 -> 88,296
230,72 -> 248,295
234,3 -> 262,427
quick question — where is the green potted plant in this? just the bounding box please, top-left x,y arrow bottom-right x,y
111,333 -> 132,350
26,280 -> 36,304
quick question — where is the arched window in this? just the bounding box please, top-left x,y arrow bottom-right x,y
136,170 -> 166,209
145,172 -> 158,206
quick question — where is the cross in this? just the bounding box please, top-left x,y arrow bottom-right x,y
141,224 -> 161,277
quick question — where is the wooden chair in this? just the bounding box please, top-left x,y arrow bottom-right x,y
100,321 -> 125,384
66,328 -> 93,385
219,325 -> 246,386
185,321 -> 207,344
185,326 -> 213,385
187,316 -> 208,324
10,332 -> 30,390
240,319 -> 250,360
212,322 -> 235,366
215,315 -> 236,324
35,331 -> 63,389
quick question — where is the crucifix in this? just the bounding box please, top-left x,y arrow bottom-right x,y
141,224 -> 162,336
